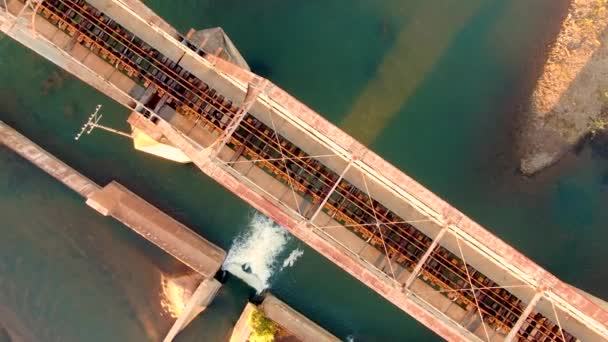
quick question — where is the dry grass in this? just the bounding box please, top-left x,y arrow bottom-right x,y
531,0 -> 608,115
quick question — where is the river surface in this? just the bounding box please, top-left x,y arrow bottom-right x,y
1,0 -> 607,341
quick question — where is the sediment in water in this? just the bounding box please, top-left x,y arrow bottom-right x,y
518,0 -> 608,175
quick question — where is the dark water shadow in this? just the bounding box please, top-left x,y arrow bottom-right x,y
248,58 -> 273,79
590,130 -> 608,160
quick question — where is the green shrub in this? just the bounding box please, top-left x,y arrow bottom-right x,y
249,308 -> 278,342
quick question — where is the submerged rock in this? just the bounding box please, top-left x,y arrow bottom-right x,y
518,0 -> 608,175
520,151 -> 563,175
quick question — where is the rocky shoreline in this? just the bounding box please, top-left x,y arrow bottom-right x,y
518,0 -> 608,175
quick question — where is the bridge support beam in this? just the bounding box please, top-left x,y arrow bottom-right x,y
308,158 -> 354,222
210,77 -> 267,159
404,225 -> 448,289
504,291 -> 544,342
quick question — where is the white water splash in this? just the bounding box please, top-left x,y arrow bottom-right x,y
346,335 -> 356,342
222,213 -> 290,293
280,248 -> 304,271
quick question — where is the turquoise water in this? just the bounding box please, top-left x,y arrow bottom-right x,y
1,0 -> 607,341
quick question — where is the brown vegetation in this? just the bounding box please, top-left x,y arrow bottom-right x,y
531,0 -> 608,116
519,0 -> 608,174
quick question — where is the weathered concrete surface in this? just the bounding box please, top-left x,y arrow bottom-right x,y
188,27 -> 250,70
518,0 -> 608,175
576,287 -> 608,312
132,127 -> 192,163
113,0 -> 178,38
86,181 -> 226,279
0,304 -> 39,342
260,295 -> 340,342
163,278 -> 222,342
0,121 -> 100,197
229,303 -> 255,342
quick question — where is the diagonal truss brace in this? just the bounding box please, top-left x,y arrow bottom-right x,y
504,291 -> 544,342
209,76 -> 268,159
307,157 -> 354,223
404,225 -> 449,289
7,0 -> 31,30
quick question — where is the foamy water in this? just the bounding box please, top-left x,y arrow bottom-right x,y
222,213 -> 289,292
222,213 -> 304,292
280,248 -> 304,271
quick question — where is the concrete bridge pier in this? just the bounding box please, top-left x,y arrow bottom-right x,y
85,182 -> 227,341
163,278 -> 222,342
229,294 -> 340,342
3,0 -> 608,338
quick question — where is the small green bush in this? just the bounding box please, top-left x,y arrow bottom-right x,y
249,308 -> 278,342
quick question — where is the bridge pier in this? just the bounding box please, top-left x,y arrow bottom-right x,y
163,278 -> 222,342
229,294 -> 339,342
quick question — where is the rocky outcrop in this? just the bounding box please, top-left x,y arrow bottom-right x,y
518,0 -> 608,175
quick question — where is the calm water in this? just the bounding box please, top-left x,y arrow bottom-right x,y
1,0 -> 607,341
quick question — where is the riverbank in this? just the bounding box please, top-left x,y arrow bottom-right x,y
518,0 -> 608,175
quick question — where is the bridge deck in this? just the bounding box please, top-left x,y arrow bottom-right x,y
1,0 -> 607,341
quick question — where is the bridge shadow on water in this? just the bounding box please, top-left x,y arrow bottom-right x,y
340,0 -> 489,145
